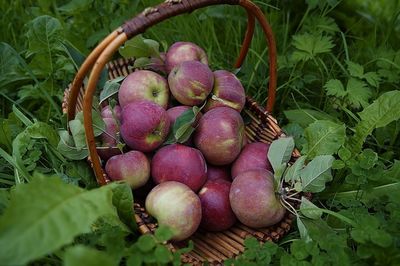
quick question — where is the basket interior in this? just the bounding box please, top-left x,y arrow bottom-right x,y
63,57 -> 302,265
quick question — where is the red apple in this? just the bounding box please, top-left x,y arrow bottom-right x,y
120,100 -> 170,152
231,142 -> 273,179
118,70 -> 169,109
145,181 -> 202,241
101,105 -> 122,120
229,169 -> 286,228
165,41 -> 208,73
194,107 -> 245,165
168,61 -> 214,106
151,144 -> 207,192
105,151 -> 150,189
204,70 -> 246,112
206,164 -> 231,182
198,179 -> 236,231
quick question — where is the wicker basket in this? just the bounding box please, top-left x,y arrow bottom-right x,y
63,0 -> 304,264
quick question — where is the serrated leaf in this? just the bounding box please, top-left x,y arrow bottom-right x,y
111,183 -> 136,231
324,79 -> 347,97
350,90 -> 400,153
285,156 -> 306,182
363,72 -> 380,87
300,197 -> 322,219
268,137 -> 295,175
0,176 -> 118,265
64,245 -> 117,266
99,76 -> 125,104
75,110 -> 105,137
165,107 -> 200,144
301,155 -> 334,192
304,120 -> 345,158
292,33 -> 335,62
119,35 -> 160,59
338,146 -> 351,161
347,61 -> 364,78
346,78 -> 372,109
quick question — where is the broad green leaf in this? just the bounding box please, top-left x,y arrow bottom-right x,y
301,155 -> 334,192
297,216 -> 311,242
300,197 -> 322,219
69,119 -> 87,150
75,110 -> 105,137
0,176 -> 118,265
268,137 -> 295,179
324,79 -> 347,97
99,76 -> 125,104
64,245 -> 117,266
133,57 -> 152,69
119,35 -> 160,59
111,183 -> 136,231
0,189 -> 10,215
304,120 -> 345,158
62,41 -> 86,70
57,130 -> 89,160
350,90 -> 400,153
346,78 -> 371,109
284,109 -> 336,127
285,156 -> 306,182
0,42 -> 32,89
26,16 -> 62,76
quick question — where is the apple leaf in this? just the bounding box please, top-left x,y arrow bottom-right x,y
300,155 -> 334,192
164,106 -> 201,145
119,35 -> 160,59
99,76 -> 125,104
268,137 -> 295,184
285,156 -> 307,182
300,197 -> 322,219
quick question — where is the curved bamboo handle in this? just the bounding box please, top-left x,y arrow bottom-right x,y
68,0 -> 277,185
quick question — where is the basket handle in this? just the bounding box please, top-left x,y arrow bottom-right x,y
69,0 -> 277,185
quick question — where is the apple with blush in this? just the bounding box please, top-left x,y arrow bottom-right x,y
165,41 -> 208,73
118,70 -> 169,109
229,169 -> 286,228
231,142 -> 273,179
105,150 -> 150,189
145,181 -> 202,241
120,100 -> 170,152
151,144 -> 207,192
168,60 -> 214,106
194,107 -> 245,165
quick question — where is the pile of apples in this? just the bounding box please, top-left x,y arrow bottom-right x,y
98,42 -> 285,241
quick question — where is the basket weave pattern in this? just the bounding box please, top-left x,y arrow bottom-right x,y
63,0 -> 306,264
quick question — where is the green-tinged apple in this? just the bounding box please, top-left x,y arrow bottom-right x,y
168,60 -> 214,106
118,70 -> 169,109
145,181 -> 202,241
105,150 -> 150,189
165,41 -> 208,73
